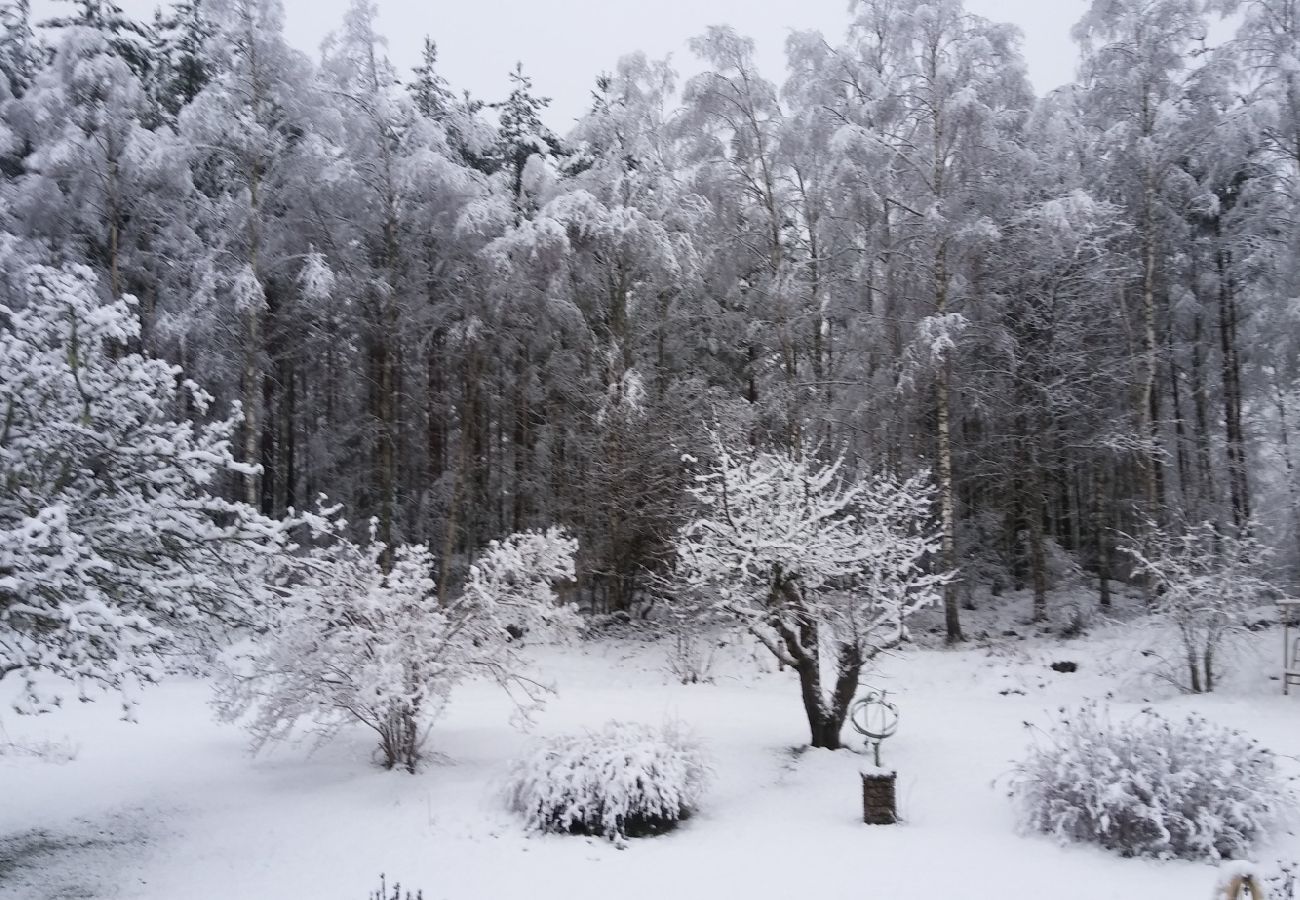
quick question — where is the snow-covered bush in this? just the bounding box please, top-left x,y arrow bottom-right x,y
1124,523 -> 1281,693
662,587 -> 723,684
506,721 -> 710,842
1010,703 -> 1289,860
216,522 -> 577,772
369,875 -> 423,900
0,266 -> 286,713
665,626 -> 718,685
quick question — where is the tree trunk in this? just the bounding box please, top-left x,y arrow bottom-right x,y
793,650 -> 858,751
1217,243 -> 1249,532
772,580 -> 857,750
937,371 -> 963,642
369,311 -> 397,565
1271,375 -> 1300,568
1030,474 -> 1048,623
935,247 -> 963,643
511,343 -> 531,532
240,133 -> 264,511
1139,181 -> 1162,523
1093,467 -> 1112,609
1167,341 -> 1191,512
439,344 -> 478,603
241,302 -> 262,508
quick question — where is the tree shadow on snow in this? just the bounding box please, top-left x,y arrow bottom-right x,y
0,809 -> 152,900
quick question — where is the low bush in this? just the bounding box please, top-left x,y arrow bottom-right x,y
1009,703 -> 1289,860
369,875 -> 421,900
506,721 -> 710,842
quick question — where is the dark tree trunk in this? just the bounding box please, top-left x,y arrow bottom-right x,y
1190,312 -> 1216,517
1030,491 -> 1048,623
1093,467 -> 1112,609
771,578 -> 862,750
1217,243 -> 1249,532
793,651 -> 858,751
1167,331 -> 1191,511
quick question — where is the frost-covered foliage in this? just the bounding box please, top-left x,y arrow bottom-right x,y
0,266 -> 285,713
1010,703 -> 1290,861
216,523 -> 577,772
506,721 -> 710,842
1124,523 -> 1282,693
674,434 -> 950,748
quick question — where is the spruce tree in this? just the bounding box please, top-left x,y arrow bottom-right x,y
408,36 -> 453,121
492,62 -> 558,204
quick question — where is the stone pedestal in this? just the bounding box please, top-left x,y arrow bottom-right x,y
861,769 -> 897,825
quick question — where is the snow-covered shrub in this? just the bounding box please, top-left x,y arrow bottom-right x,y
1010,703 -> 1289,860
1124,523 -> 1281,692
1059,602 -> 1095,639
216,522 -> 577,773
369,875 -> 422,900
506,721 -> 710,842
0,266 -> 286,713
662,588 -> 723,684
666,627 -> 717,685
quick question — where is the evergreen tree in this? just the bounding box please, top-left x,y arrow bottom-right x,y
155,0 -> 215,118
492,62 -> 559,205
408,36 -> 453,121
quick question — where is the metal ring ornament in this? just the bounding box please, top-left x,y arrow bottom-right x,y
850,690 -> 899,742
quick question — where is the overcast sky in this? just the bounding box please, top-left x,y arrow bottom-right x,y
35,0 -> 1095,127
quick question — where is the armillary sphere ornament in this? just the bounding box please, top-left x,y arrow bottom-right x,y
849,690 -> 899,767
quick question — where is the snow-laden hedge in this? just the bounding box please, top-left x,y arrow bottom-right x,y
1010,703 -> 1289,860
506,721 -> 710,842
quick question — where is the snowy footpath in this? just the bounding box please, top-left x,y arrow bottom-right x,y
2,612 -> 1297,900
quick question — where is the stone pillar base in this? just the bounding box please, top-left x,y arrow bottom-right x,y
861,769 -> 897,825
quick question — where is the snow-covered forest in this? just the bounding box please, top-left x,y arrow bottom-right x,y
5,0 -> 1300,630
2,0 -> 1300,898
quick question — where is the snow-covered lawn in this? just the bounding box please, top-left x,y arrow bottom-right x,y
2,607 -> 1297,900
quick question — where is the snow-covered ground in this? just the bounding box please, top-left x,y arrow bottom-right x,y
2,592 -> 1297,900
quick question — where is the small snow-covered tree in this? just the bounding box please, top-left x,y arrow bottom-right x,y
217,524 -> 577,772
0,265 -> 285,713
1124,523 -> 1281,693
674,435 -> 951,748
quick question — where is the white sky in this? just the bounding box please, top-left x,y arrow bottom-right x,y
34,0 -> 1096,128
